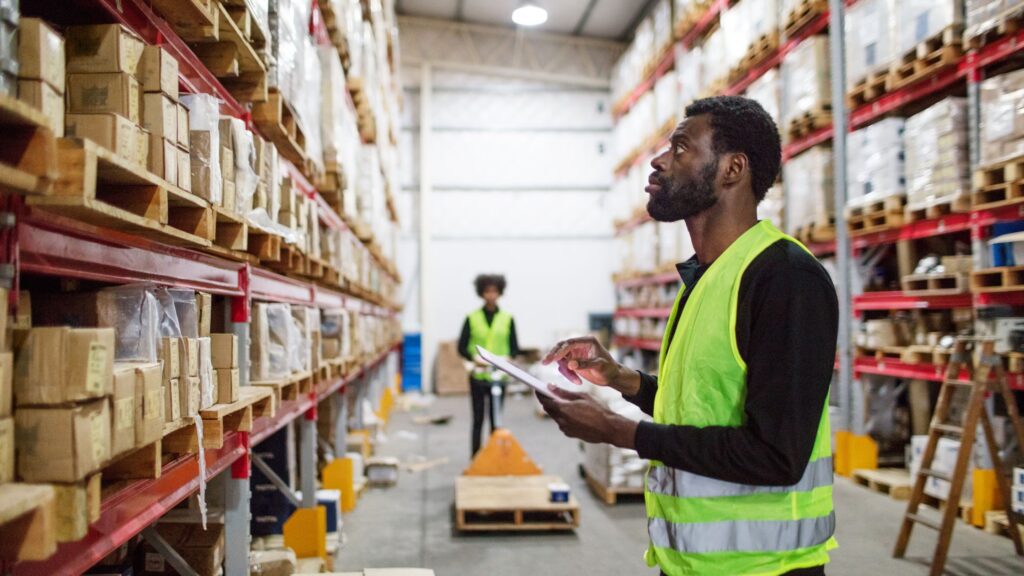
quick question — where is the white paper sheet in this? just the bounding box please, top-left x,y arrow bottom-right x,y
475,345 -> 556,398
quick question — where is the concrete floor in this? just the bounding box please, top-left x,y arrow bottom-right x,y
338,393 -> 1021,575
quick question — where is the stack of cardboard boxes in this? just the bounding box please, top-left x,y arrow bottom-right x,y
17,18 -> 64,136
212,333 -> 240,404
140,43 -> 191,192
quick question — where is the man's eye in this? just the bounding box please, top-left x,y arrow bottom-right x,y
674,143 -> 686,154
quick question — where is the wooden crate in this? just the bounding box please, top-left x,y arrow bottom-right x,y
454,475 -> 579,532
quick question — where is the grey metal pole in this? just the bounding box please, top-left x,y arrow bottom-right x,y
300,415 -> 318,508
828,0 -> 856,433
223,301 -> 251,576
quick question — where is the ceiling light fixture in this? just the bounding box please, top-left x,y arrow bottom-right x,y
512,2 -> 548,26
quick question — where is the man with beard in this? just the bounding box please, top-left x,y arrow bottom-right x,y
537,96 -> 838,576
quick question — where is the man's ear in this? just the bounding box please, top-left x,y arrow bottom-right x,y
721,152 -> 748,187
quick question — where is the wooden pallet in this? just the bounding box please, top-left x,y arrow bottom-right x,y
212,205 -> 249,252
901,272 -> 969,296
846,71 -> 893,109
248,228 -> 283,263
966,5 -> 1024,49
920,493 -> 974,525
189,2 -> 267,103
454,476 -> 579,532
795,219 -> 836,245
148,0 -> 219,43
251,369 -> 314,407
970,266 -> 1024,293
318,0 -> 351,67
851,468 -> 912,500
673,0 -> 713,39
163,386 -> 274,453
846,195 -> 906,236
787,106 -> 832,140
784,0 -> 828,38
221,0 -> 268,52
904,194 -> 971,222
583,468 -> 644,506
984,511 -> 1024,539
0,92 -> 58,196
28,138 -> 214,248
933,347 -> 953,366
735,32 -> 781,78
0,484 -> 57,561
972,154 -> 1024,210
104,439 -> 163,481
901,345 -> 937,365
253,89 -> 308,172
888,26 -> 964,91
1007,352 -> 1024,374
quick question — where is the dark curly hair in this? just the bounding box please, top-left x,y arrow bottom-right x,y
685,96 -> 781,203
474,274 -> 506,297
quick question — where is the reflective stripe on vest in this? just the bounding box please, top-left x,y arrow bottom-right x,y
647,457 -> 834,499
648,512 -> 836,555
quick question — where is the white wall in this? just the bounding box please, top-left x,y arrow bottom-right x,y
398,67 -> 616,389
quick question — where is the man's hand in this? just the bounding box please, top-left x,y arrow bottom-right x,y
536,386 -> 637,448
542,336 -> 640,395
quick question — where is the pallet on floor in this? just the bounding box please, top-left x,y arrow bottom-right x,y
0,92 -> 58,196
787,105 -> 832,140
845,195 -> 906,236
846,71 -> 893,109
971,154 -> 1024,210
454,475 -> 579,532
920,493 -> 974,525
904,194 -> 971,222
851,468 -> 912,500
888,26 -> 963,91
253,89 -> 308,171
583,468 -> 644,506
970,266 -> 1024,293
901,272 -> 969,296
784,0 -> 828,38
0,483 -> 57,561
28,138 -> 214,248
984,510 -> 1024,539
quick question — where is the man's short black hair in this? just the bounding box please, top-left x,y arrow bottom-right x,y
684,96 -> 781,203
474,274 -> 506,297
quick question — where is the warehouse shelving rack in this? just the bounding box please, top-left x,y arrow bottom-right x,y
610,1 -> 1024,429
1,0 -> 404,574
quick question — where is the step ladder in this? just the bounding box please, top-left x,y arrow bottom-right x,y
893,338 -> 1024,575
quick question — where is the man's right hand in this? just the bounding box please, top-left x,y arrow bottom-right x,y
541,336 -> 640,395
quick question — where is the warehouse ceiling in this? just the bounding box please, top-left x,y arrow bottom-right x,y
395,0 -> 654,40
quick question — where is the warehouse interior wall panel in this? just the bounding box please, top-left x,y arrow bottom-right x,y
462,0 -> 593,36
431,190 -> 612,238
430,90 -> 612,131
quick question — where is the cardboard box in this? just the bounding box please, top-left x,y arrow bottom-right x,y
215,368 -> 239,405
941,255 -> 973,274
435,341 -> 469,396
66,24 -> 144,74
183,337 -> 199,378
18,79 -> 63,136
18,17 -> 64,92
189,130 -> 219,203
54,473 -> 101,543
142,93 -> 176,141
16,398 -> 110,482
183,376 -> 200,417
198,337 -> 213,409
148,133 -> 177,185
0,352 -> 10,418
66,73 -> 140,124
138,45 -> 178,100
197,293 -> 212,337
0,416 -> 12,483
220,146 -> 234,182
14,327 -> 115,406
177,146 -> 191,192
138,520 -> 224,576
176,104 -> 189,147
127,362 -> 163,446
110,364 -> 136,459
221,179 -> 235,212
13,290 -> 30,330
164,378 -> 181,423
65,113 -> 137,165
211,334 -> 237,369
159,337 -> 180,382
323,337 -> 340,359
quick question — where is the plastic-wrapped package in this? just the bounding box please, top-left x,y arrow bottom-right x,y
967,0 -> 1024,39
634,15 -> 654,76
153,286 -> 183,338
980,69 -> 1024,165
781,36 -> 831,129
676,45 -> 703,108
653,69 -> 679,130
289,308 -> 308,373
299,41 -> 324,174
721,1 -> 752,73
181,93 -> 222,206
846,118 -> 905,207
783,146 -> 833,235
744,68 -> 782,125
651,0 -> 674,54
701,27 -> 727,90
226,118 -> 258,215
198,336 -> 214,409
845,0 -> 897,85
896,0 -> 964,57
254,302 -> 293,380
269,0 -> 300,103
169,288 -> 199,339
97,284 -> 161,363
905,98 -> 969,211
758,185 -> 785,229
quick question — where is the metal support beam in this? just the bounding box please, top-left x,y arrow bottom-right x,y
141,527 -> 200,576
299,416 -> 317,508
419,62 -> 434,393
828,0 -> 856,433
252,454 -> 302,508
573,0 -> 600,36
334,391 -> 349,456
223,304 -> 251,576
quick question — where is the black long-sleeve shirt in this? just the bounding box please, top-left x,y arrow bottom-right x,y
626,239 -> 838,487
457,308 -> 521,361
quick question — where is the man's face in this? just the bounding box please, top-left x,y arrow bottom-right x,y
646,115 -> 719,222
482,285 -> 501,308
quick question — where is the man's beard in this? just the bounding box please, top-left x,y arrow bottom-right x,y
647,159 -> 719,222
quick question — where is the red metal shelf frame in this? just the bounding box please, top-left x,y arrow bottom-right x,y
615,271 -> 681,288
782,124 -> 835,162
614,307 -> 673,319
853,356 -> 1024,390
613,335 -> 663,352
852,291 -> 973,314
852,213 -> 973,249
974,291 -> 1024,308
807,240 -> 837,257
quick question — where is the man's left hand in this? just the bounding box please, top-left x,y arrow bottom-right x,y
536,386 -> 637,448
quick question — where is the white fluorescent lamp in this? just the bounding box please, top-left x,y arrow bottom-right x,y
512,2 -> 548,26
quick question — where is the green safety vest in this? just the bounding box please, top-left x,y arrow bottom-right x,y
645,220 -> 837,576
466,309 -> 513,379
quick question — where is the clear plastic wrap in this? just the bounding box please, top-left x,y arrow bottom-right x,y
846,118 -> 905,207
758,185 -> 785,229
298,41 -> 324,174
966,0 -> 1024,40
701,26 -> 727,90
781,35 -> 831,129
744,68 -> 782,125
653,69 -> 679,131
169,288 -> 199,339
153,286 -> 183,338
845,0 -> 897,85
677,45 -> 703,107
783,146 -> 833,235
198,336 -> 214,409
905,98 -> 970,211
181,93 -> 222,205
721,1 -> 751,72
227,118 -> 258,215
97,284 -> 161,363
652,0 -> 674,53
264,303 -> 294,379
980,68 -> 1024,165
896,0 -> 963,57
